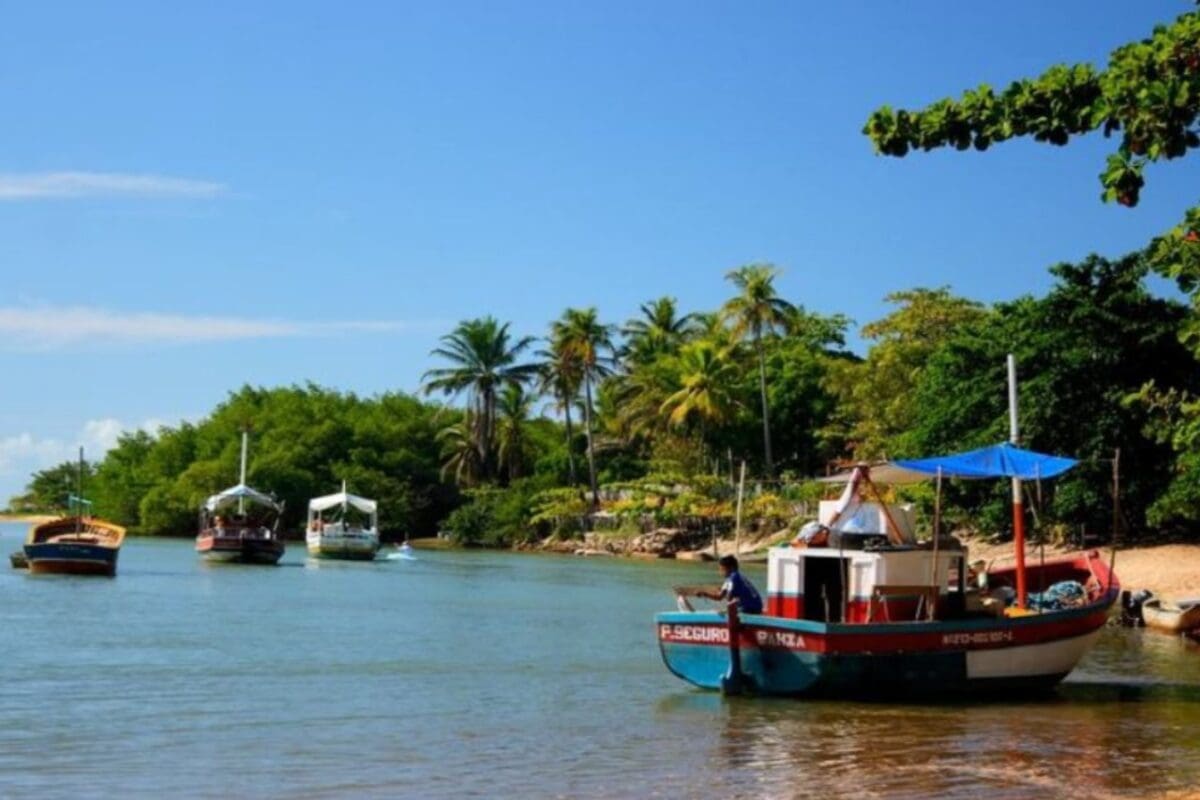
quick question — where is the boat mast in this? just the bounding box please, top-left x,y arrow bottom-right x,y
1008,354 -> 1028,609
76,446 -> 84,533
238,430 -> 248,516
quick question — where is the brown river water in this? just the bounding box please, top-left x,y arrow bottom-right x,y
2,524 -> 1199,799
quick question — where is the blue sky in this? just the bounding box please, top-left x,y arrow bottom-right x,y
0,1 -> 1195,501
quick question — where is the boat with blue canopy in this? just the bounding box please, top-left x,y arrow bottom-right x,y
656,357 -> 1121,698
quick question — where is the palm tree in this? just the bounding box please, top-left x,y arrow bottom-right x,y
621,296 -> 696,365
496,384 -> 534,482
437,413 -> 484,486
422,317 -> 538,480
551,307 -> 614,508
721,264 -> 795,478
536,338 -> 582,485
660,341 -> 740,438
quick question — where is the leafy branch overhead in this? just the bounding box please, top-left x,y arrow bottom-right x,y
863,9 -> 1200,207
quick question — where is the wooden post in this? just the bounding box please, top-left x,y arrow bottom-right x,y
734,461 -> 747,558
721,604 -> 748,695
1110,448 -> 1120,589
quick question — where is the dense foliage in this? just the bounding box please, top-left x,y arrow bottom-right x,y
862,3 -> 1200,537
12,386 -> 463,538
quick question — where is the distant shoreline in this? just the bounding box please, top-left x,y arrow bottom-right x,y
0,513 -> 56,524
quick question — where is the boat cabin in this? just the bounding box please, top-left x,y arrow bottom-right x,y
767,541 -> 964,623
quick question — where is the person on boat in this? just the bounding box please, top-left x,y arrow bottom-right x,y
693,555 -> 763,614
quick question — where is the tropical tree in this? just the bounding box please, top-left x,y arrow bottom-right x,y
861,6 -> 1200,527
621,296 -> 696,365
496,384 -> 535,481
437,414 -> 483,486
536,337 -> 582,485
844,288 -> 987,457
659,341 -> 741,460
422,317 -> 537,480
551,307 -> 614,507
721,263 -> 795,477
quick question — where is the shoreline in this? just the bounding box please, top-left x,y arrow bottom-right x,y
0,513 -> 56,524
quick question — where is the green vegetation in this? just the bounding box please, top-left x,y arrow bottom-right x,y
864,2 -> 1200,536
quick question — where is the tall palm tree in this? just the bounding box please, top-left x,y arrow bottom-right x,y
721,264 -> 795,478
437,413 -> 484,486
660,341 -> 740,459
620,296 -> 696,365
422,317 -> 538,480
551,307 -> 614,508
496,384 -> 534,482
536,337 -> 582,485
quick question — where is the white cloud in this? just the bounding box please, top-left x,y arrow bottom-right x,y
0,417 -> 170,503
0,306 -> 423,350
0,171 -> 224,200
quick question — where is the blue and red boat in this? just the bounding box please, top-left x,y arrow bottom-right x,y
657,440 -> 1121,698
25,515 -> 126,576
23,448 -> 126,577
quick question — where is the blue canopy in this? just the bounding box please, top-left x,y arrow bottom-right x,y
893,442 -> 1077,481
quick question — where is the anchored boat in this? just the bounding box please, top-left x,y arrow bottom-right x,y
306,483 -> 380,560
196,432 -> 285,565
24,448 -> 126,576
657,357 -> 1121,698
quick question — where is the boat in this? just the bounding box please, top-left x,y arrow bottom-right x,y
1141,597 -> 1200,634
23,448 -> 126,576
10,551 -> 28,569
306,483 -> 380,560
657,356 -> 1121,698
196,432 -> 285,565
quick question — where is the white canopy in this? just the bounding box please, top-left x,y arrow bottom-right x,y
204,483 -> 281,512
817,462 -> 933,485
308,491 -> 377,515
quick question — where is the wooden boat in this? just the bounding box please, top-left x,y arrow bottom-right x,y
25,515 -> 126,576
306,483 -> 380,560
658,545 -> 1117,698
659,359 -> 1122,699
23,447 -> 126,576
1141,597 -> 1200,634
196,433 -> 285,565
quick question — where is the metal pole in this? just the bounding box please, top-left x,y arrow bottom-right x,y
930,466 -> 942,619
1008,354 -> 1028,609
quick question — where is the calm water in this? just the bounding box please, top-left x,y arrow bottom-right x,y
3,521 -> 1200,799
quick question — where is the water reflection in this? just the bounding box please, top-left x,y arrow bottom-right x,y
654,628 -> 1200,799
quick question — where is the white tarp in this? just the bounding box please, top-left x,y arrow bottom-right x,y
817,462 -> 933,485
308,492 -> 378,514
204,483 -> 281,512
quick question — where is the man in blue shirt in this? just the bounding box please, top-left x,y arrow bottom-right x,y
694,555 -> 763,614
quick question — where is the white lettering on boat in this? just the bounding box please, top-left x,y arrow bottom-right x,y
755,630 -> 804,649
660,624 -> 729,644
942,630 -> 1015,646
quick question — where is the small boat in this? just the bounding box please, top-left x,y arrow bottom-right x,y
10,551 -> 28,569
23,448 -> 126,576
25,516 -> 126,576
306,483 -> 380,561
196,432 -> 285,565
1141,597 -> 1200,634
